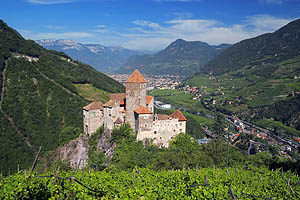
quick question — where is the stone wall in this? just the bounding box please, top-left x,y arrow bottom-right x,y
125,82 -> 146,129
147,97 -> 154,113
83,109 -> 103,136
103,100 -> 124,130
137,117 -> 186,148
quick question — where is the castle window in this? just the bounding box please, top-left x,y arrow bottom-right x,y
160,137 -> 162,139
144,115 -> 148,119
174,130 -> 176,132
154,131 -> 157,134
180,122 -> 182,126
180,129 -> 182,132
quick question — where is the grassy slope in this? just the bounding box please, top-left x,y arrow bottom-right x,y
186,56 -> 300,137
74,84 -> 110,103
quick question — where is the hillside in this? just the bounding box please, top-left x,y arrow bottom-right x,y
37,39 -> 146,72
202,19 -> 300,75
0,19 -> 124,174
187,19 -> 300,137
121,39 -> 230,76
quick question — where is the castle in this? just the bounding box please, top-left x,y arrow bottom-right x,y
83,69 -> 186,147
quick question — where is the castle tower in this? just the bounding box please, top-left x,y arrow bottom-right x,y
125,69 -> 147,130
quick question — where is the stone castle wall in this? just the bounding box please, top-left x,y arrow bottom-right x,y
83,109 -> 103,136
125,82 -> 146,130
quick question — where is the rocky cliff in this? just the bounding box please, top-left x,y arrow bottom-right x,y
55,129 -> 116,169
56,135 -> 89,169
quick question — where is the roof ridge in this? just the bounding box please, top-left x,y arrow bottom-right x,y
126,69 -> 147,83
170,110 -> 187,121
134,105 -> 153,114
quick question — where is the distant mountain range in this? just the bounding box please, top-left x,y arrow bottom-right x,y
37,39 -> 148,72
120,39 -> 231,76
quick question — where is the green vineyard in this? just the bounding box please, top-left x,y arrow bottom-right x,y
1,167 -> 299,199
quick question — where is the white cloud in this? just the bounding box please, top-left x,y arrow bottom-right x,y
245,15 -> 293,32
45,25 -> 65,30
26,0 -> 74,4
95,25 -> 107,28
20,30 -> 93,40
121,15 -> 294,50
95,29 -> 109,33
260,0 -> 283,4
153,0 -> 201,2
132,20 -> 161,29
17,14 -> 295,51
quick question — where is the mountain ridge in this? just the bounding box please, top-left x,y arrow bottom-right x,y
120,39 -> 231,76
202,19 -> 300,75
37,39 -> 148,72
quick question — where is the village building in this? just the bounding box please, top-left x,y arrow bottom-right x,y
83,69 -> 186,147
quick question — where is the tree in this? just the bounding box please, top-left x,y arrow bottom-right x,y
213,113 -> 225,138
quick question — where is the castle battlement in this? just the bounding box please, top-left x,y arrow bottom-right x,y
83,69 -> 186,147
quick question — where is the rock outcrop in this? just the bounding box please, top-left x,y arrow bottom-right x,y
56,135 -> 89,169
96,129 -> 116,163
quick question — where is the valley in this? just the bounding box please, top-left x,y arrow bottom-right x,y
1,0 -> 300,198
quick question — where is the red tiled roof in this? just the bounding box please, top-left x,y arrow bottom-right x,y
126,69 -> 147,83
134,106 -> 153,114
170,110 -> 187,121
83,102 -> 104,111
110,93 -> 126,105
103,99 -> 115,107
115,117 -> 123,124
146,95 -> 154,105
157,114 -> 170,120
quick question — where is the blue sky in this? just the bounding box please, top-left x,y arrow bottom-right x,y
1,0 -> 300,50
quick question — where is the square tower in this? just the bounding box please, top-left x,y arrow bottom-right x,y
125,69 -> 147,129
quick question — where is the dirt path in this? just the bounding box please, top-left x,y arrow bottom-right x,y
35,67 -> 81,98
0,58 -> 32,148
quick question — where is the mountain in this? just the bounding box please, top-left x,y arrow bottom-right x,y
202,19 -> 300,75
121,39 -> 231,76
0,19 -> 124,174
37,39 -> 146,72
187,19 -> 300,137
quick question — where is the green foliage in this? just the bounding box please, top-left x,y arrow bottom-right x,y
111,128 -> 252,171
110,123 -> 136,144
212,113 -> 225,137
88,126 -> 106,170
0,19 -> 124,175
1,167 -> 299,199
59,126 -> 81,146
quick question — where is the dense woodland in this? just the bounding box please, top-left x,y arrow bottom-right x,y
0,20 -> 124,174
